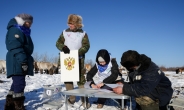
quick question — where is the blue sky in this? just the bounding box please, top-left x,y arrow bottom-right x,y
0,0 -> 184,67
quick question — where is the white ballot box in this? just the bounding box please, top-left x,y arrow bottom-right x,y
42,85 -> 64,109
60,50 -> 79,82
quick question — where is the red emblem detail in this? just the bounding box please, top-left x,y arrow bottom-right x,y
67,34 -> 71,37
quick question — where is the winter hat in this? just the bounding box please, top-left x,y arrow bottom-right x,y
17,13 -> 33,23
120,50 -> 140,69
67,14 -> 83,28
96,49 -> 110,65
98,56 -> 105,62
14,13 -> 33,26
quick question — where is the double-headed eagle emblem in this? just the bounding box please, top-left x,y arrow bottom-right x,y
64,57 -> 75,70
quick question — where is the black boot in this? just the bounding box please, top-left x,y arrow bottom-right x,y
13,96 -> 25,110
4,95 -> 15,110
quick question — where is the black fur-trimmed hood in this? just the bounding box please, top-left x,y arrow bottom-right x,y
138,54 -> 151,73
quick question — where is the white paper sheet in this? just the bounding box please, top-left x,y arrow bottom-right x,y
98,89 -> 113,93
84,82 -> 123,93
105,84 -> 123,88
84,81 -> 92,89
60,50 -> 79,82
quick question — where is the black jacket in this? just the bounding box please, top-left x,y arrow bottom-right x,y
123,54 -> 173,106
86,59 -> 119,85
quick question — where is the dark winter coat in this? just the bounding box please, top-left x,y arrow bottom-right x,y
86,59 -> 119,85
123,54 -> 173,106
5,18 -> 34,78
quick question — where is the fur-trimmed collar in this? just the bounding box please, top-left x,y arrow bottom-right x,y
14,16 -> 25,26
65,28 -> 83,32
138,54 -> 151,72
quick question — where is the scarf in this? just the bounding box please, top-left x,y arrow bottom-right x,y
97,64 -> 108,73
14,24 -> 31,36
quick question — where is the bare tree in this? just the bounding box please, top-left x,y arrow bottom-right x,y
160,66 -> 167,71
32,52 -> 41,62
85,59 -> 94,66
52,56 -> 59,64
40,52 -> 50,62
32,52 -> 59,63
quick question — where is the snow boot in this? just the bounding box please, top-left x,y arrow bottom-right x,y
13,96 -> 25,110
4,95 -> 15,110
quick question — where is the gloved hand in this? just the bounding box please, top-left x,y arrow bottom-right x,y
62,46 -> 70,54
21,62 -> 28,75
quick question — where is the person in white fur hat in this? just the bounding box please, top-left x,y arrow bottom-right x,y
4,13 -> 34,110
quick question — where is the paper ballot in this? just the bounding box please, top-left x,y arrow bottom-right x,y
60,50 -> 79,82
84,81 -> 92,89
84,82 -> 123,93
105,84 -> 124,88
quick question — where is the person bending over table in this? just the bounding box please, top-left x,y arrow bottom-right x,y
86,49 -> 121,109
113,50 -> 174,110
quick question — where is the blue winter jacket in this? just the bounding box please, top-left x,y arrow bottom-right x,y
5,18 -> 34,78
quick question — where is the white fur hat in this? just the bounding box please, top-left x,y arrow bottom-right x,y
17,13 -> 33,23
14,13 -> 33,26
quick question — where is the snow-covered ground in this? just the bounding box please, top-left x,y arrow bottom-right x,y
0,71 -> 184,110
